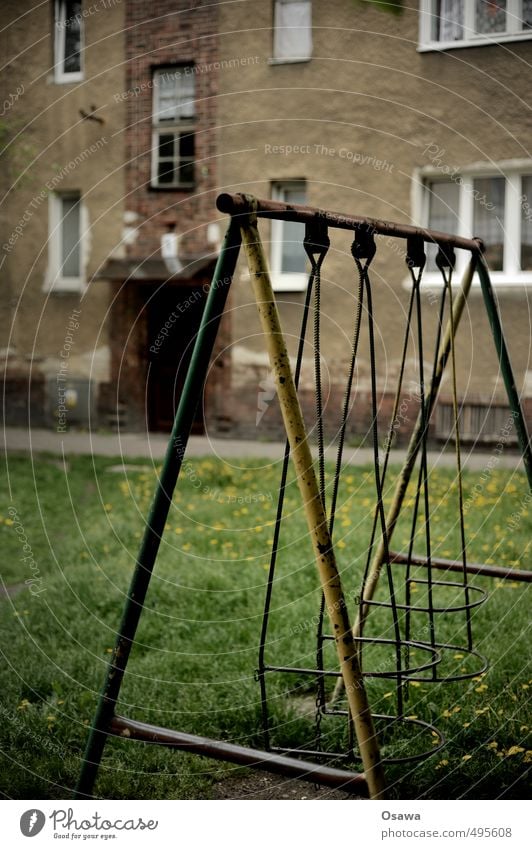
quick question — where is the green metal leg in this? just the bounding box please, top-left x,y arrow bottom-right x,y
476,259 -> 532,489
74,221 -> 242,798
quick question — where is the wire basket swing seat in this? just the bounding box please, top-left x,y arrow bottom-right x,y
75,194 -> 532,801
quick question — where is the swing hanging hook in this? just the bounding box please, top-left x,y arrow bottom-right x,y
304,216 -> 330,269
351,224 -> 376,264
405,235 -> 426,271
435,244 -> 456,273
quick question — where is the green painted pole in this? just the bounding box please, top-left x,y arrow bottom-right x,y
75,221 -> 242,798
476,258 -> 532,489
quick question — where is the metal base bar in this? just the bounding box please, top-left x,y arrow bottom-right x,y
109,716 -> 368,796
390,550 -> 532,583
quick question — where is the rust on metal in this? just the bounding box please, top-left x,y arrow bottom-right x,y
216,193 -> 484,254
110,715 -> 368,795
390,551 -> 532,583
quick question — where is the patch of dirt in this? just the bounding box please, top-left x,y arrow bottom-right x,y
212,771 -> 358,800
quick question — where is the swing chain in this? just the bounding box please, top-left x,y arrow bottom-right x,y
305,216 -> 330,758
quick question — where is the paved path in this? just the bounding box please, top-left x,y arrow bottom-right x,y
1,427 -> 525,472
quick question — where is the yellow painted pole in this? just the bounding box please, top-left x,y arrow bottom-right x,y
239,208 -> 386,800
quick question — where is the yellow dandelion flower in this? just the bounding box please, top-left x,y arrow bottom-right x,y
506,745 -> 525,757
462,754 -> 472,762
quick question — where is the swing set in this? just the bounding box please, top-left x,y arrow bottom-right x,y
75,193 -> 532,801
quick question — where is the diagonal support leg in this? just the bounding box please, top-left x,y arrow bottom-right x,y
476,257 -> 532,490
239,205 -> 386,800
74,221 -> 242,798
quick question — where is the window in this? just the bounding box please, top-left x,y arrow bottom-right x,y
54,1 -> 83,82
271,0 -> 312,63
270,181 -> 308,291
419,1 -> 532,50
419,165 -> 532,283
151,67 -> 195,189
46,192 -> 86,292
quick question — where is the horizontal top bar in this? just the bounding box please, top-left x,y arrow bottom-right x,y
216,193 -> 484,254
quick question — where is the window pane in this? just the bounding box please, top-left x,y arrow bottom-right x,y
476,0 -> 507,34
158,134 -> 174,158
473,177 -> 505,271
522,0 -> 532,28
61,196 -> 80,277
180,161 -> 194,184
158,161 -> 176,185
436,0 -> 464,41
426,180 -> 461,270
273,0 -> 312,60
154,68 -> 195,122
177,73 -> 195,119
179,132 -> 195,157
521,176 -> 532,270
281,186 -> 306,273
63,1 -> 82,74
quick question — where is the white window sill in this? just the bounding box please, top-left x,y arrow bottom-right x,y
44,277 -> 86,294
54,72 -> 83,84
150,182 -> 195,190
418,32 -> 532,53
271,272 -> 308,292
402,271 -> 532,292
268,57 -> 312,65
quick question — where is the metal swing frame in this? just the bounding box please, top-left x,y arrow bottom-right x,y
75,194 -> 532,801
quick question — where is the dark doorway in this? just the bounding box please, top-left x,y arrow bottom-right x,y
146,285 -> 207,432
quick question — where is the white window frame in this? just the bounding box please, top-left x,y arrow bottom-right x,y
270,0 -> 313,65
419,0 -> 532,51
150,66 -> 196,189
54,0 -> 84,83
45,191 -> 87,293
412,160 -> 532,289
270,181 -> 308,292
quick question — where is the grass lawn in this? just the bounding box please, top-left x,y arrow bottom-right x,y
0,450 -> 530,800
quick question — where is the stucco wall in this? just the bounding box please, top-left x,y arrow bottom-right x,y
215,0 -> 532,441
1,0 -> 125,425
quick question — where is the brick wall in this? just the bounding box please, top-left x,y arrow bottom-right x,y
124,0 -> 219,259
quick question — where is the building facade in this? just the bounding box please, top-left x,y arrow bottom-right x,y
2,0 -> 125,430
2,0 -> 531,447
